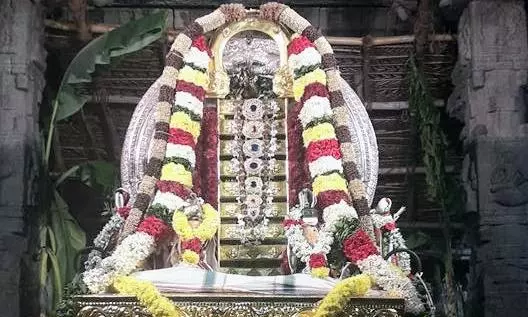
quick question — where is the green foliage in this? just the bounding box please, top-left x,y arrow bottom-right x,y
55,274 -> 89,317
54,10 -> 168,121
407,57 -> 448,202
39,11 -> 168,316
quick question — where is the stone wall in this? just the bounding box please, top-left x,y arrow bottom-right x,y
0,0 -> 46,316
448,1 -> 528,316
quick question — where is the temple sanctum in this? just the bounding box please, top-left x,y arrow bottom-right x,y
1,1 -> 527,317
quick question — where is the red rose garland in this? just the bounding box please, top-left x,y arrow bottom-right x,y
137,216 -> 170,242
201,107 -> 218,209
342,229 -> 379,263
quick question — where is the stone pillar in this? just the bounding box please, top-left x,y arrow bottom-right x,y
448,1 -> 528,316
0,0 -> 46,316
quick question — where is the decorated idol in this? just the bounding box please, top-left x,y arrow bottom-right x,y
82,3 -> 428,316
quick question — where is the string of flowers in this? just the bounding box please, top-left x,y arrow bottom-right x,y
171,203 -> 219,264
83,33 -> 219,293
285,32 -> 424,313
84,206 -> 130,270
113,276 -> 181,317
200,107 -> 219,209
313,274 -> 371,317
284,34 -> 359,278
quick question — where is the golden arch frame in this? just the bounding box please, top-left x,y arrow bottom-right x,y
207,16 -> 293,98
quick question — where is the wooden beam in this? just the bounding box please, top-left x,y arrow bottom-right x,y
92,0 -> 394,9
45,20 -> 455,47
378,166 -> 456,175
398,221 -> 464,230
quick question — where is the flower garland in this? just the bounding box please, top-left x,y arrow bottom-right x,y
287,33 -> 424,313
313,274 -> 371,317
113,276 -> 181,317
83,33 -> 219,293
285,34 -> 358,278
172,203 -> 220,264
343,229 -> 424,314
283,205 -> 334,278
372,210 -> 411,274
84,206 -> 130,270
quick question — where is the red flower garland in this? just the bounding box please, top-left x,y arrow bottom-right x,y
116,206 -> 131,219
308,253 -> 327,268
168,128 -> 196,149
181,237 -> 202,253
282,218 -> 304,229
156,180 -> 192,200
287,101 -> 310,206
315,190 -> 351,210
305,139 -> 342,162
202,107 -> 218,209
300,83 -> 329,105
175,80 -> 206,101
382,222 -> 396,232
287,35 -> 315,56
137,216 -> 169,241
192,35 -> 212,56
343,229 -> 379,263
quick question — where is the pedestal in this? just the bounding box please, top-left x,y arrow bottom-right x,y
74,293 -> 405,317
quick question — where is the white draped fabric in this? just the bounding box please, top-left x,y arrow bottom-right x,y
133,265 -> 337,295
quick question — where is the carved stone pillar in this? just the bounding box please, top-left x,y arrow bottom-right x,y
448,1 -> 528,316
0,0 -> 46,316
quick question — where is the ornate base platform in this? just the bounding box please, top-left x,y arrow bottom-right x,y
74,293 -> 405,317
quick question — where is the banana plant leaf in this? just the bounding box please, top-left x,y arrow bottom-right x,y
54,10 -> 168,121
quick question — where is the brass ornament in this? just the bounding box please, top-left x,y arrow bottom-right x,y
74,294 -> 405,317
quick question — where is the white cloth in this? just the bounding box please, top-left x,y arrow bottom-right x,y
132,265 -> 337,295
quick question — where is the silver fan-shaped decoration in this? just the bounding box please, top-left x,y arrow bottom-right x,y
120,79 -> 161,204
120,77 -> 379,207
340,76 -> 379,206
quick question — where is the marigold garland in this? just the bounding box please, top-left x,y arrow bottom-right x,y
313,274 -> 371,317
312,173 -> 348,196
172,203 -> 219,241
181,249 -> 200,264
113,276 -> 181,317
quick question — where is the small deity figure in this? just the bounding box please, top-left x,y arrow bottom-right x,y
370,198 -> 411,274
299,189 -> 320,245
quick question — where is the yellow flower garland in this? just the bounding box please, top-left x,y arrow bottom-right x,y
311,267 -> 330,278
312,172 -> 348,196
177,65 -> 209,89
113,276 -> 182,317
182,250 -> 200,264
160,163 -> 193,188
293,68 -> 327,101
313,274 -> 371,317
302,122 -> 337,145
172,203 -> 220,241
170,111 -> 201,140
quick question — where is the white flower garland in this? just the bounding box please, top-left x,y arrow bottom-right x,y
84,213 -> 125,270
322,200 -> 358,231
165,143 -> 196,168
183,46 -> 210,70
83,232 -> 155,293
298,95 -> 333,128
151,191 -> 188,211
284,207 -> 334,264
356,254 -> 424,314
288,47 -> 322,71
174,91 -> 204,117
308,155 -> 344,178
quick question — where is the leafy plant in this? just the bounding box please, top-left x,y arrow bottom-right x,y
39,10 -> 168,316
408,56 -> 459,316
